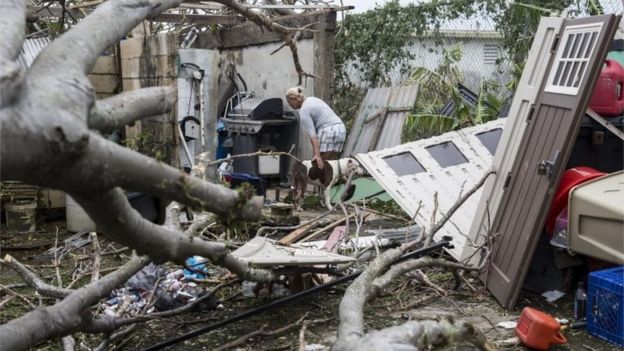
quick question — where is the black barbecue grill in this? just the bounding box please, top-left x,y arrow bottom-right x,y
221,95 -> 296,178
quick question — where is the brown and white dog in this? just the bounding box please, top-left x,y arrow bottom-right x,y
289,157 -> 367,210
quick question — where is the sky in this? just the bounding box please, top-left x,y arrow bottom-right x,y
341,0 -> 412,14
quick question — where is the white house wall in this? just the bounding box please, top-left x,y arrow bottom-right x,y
356,119 -> 505,260
407,37 -> 509,92
220,39 -> 316,159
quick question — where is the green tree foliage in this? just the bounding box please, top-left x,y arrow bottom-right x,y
492,0 -> 576,63
333,0 -> 579,133
401,45 -> 504,142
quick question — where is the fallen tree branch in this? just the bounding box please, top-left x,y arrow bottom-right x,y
0,255 -> 150,351
333,170 -> 497,350
0,284 -> 36,309
213,314 -> 332,351
1,255 -> 73,299
88,86 -> 176,132
74,188 -> 276,281
90,232 -> 102,283
212,0 -> 318,84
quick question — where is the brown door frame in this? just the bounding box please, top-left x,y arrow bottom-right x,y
483,15 -> 620,309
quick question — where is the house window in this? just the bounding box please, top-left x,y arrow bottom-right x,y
483,44 -> 500,64
475,128 -> 503,155
383,152 -> 426,176
545,23 -> 603,95
425,141 -> 468,167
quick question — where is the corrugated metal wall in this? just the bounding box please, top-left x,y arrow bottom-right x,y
17,37 -> 51,69
342,85 -> 419,157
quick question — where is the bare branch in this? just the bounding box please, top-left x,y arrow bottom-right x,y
0,255 -> 150,351
73,188 -> 276,282
61,135 -> 264,222
371,257 -> 481,295
212,0 -> 317,84
427,170 -> 496,240
31,0 -> 183,76
85,279 -> 236,333
88,86 -> 176,132
1,255 -> 72,299
90,232 -> 102,282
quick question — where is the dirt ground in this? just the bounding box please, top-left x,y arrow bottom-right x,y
0,207 -> 620,351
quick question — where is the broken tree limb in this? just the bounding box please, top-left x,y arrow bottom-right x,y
31,0 -> 182,76
371,257 -> 482,297
211,0 -> 318,84
0,284 -> 36,309
300,212 -> 369,243
333,170 -> 497,350
74,188 -> 276,282
1,255 -> 73,299
212,313 -> 315,351
0,255 -> 150,351
90,232 -> 102,283
350,318 -> 495,351
88,86 -> 176,132
84,279 -> 236,333
68,138 -> 264,222
0,0 -> 323,347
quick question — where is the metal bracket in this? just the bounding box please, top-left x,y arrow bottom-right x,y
537,150 -> 560,179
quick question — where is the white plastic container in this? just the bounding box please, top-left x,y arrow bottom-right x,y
65,195 -> 96,232
258,154 -> 280,175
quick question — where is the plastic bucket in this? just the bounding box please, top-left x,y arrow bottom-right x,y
5,199 -> 37,232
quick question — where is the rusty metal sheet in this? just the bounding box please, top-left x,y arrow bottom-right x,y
342,85 -> 419,157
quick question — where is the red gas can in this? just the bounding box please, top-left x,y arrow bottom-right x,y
515,307 -> 567,350
589,59 -> 624,117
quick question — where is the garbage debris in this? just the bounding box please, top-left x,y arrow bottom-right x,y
365,224 -> 422,244
241,280 -> 290,298
496,320 -> 518,329
101,261 -> 221,317
183,256 -> 210,279
541,290 -> 565,302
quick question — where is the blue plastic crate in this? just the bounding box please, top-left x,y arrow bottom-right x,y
587,266 -> 624,348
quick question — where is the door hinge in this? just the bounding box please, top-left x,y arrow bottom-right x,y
551,35 -> 560,52
503,172 -> 512,189
527,104 -> 535,122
